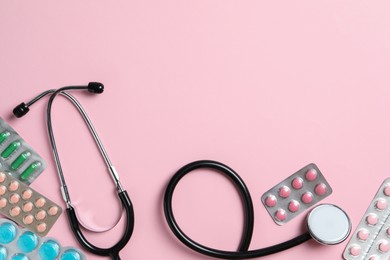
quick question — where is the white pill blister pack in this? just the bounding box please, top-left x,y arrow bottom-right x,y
343,178 -> 390,260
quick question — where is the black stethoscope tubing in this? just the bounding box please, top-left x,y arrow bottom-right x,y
163,160 -> 312,259
14,84 -> 135,260
66,190 -> 134,260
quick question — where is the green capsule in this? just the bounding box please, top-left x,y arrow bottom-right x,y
11,151 -> 31,170
1,141 -> 21,158
0,131 -> 10,144
20,161 -> 42,180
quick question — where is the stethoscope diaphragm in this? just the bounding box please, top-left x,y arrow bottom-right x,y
307,204 -> 352,245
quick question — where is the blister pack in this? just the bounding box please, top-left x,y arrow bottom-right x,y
0,171 -> 62,237
261,163 -> 333,225
0,218 -> 85,260
0,118 -> 46,185
343,178 -> 390,260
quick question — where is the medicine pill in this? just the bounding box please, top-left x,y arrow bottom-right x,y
61,249 -> 82,260
0,186 -> 6,196
288,200 -> 300,213
39,240 -> 60,260
0,223 -> 17,244
357,229 -> 370,241
305,169 -> 317,181
20,162 -> 42,181
10,253 -> 28,260
17,231 -> 38,253
314,183 -> 327,196
291,177 -> 303,190
11,152 -> 31,171
275,209 -> 287,222
301,192 -> 313,204
278,186 -> 290,198
2,142 -> 21,159
0,132 -> 10,144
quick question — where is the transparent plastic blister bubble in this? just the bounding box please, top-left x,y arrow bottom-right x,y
0,171 -> 62,237
0,219 -> 85,260
261,163 -> 333,225
0,118 -> 46,185
343,178 -> 390,260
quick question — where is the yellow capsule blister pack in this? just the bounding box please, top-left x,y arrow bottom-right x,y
0,118 -> 46,185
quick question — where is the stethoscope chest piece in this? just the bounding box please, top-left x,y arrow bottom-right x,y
307,204 -> 351,245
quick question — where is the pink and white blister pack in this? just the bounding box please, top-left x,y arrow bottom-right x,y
343,178 -> 390,260
261,163 -> 332,225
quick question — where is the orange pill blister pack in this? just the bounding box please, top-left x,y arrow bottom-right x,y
0,171 -> 62,237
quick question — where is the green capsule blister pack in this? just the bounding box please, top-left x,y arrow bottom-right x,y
0,118 -> 46,185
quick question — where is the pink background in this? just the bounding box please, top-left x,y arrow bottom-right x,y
1,1 -> 390,259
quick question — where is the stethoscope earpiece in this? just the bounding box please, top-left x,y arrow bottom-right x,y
13,102 -> 30,118
307,204 -> 351,245
87,82 -> 104,94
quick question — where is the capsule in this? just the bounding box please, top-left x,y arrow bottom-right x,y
0,132 -> 10,145
1,141 -> 21,158
11,152 -> 31,170
20,162 -> 41,181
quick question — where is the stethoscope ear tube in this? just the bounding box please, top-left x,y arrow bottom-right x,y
66,190 -> 135,260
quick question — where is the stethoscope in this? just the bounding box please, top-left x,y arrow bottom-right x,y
164,160 -> 352,259
13,82 -> 134,260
